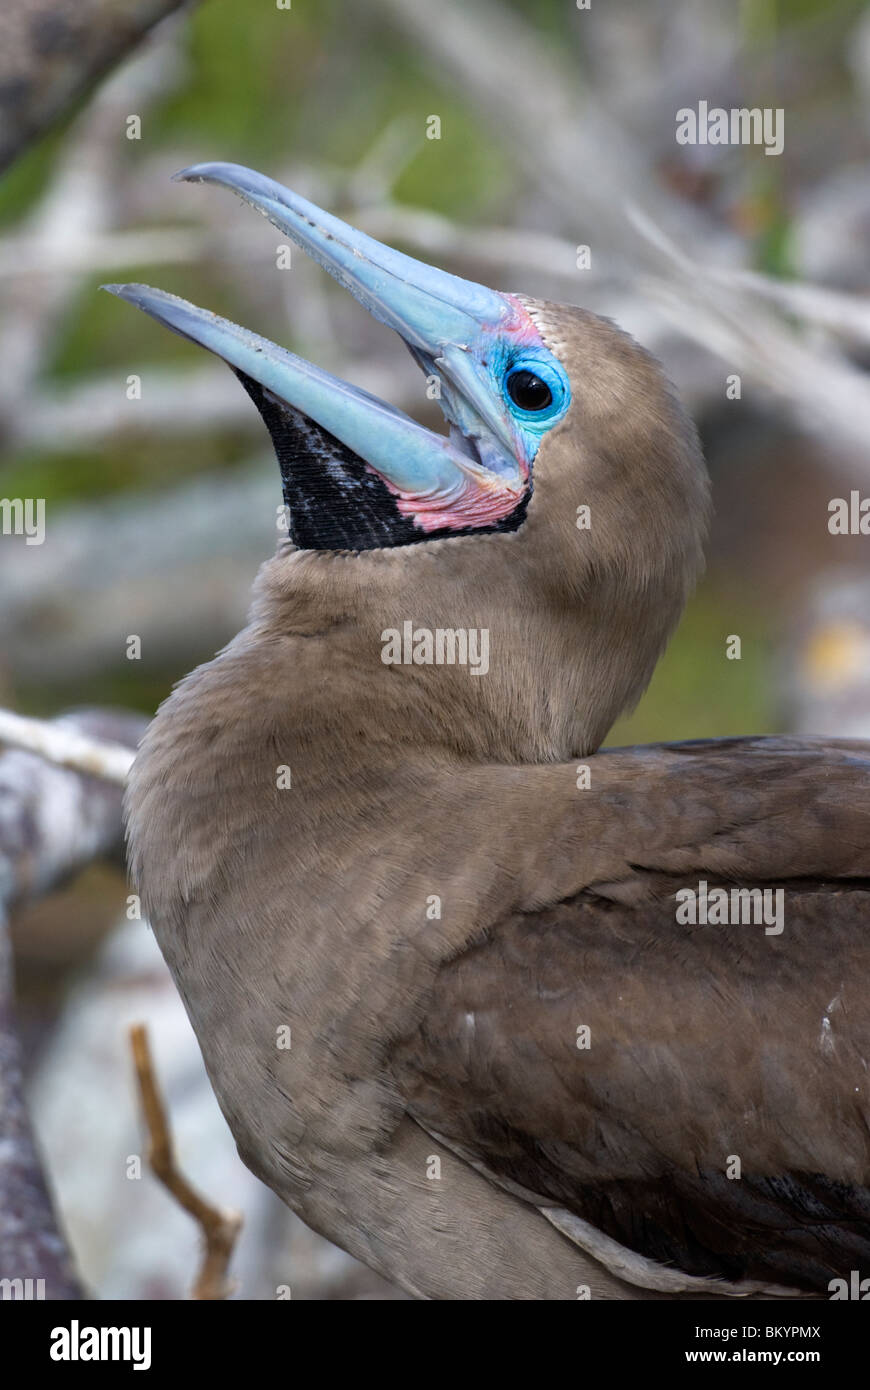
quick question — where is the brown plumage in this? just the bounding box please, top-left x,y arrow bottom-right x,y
119,169 -> 870,1299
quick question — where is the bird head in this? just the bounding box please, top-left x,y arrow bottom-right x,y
105,165 -> 709,759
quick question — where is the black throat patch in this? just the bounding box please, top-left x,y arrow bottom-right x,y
235,370 -> 529,552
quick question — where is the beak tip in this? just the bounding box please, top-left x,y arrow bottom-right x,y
100,283 -> 155,312
173,161 -> 244,189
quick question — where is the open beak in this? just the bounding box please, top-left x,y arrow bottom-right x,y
104,162 -> 538,550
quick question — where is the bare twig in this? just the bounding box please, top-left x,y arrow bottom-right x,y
0,921 -> 83,1299
0,709 -> 135,786
129,1022 -> 242,1300
0,708 -> 145,1299
355,204 -> 588,287
710,269 -> 870,346
0,706 -> 145,923
0,226 -> 205,279
628,206 -> 870,460
0,0 -> 197,173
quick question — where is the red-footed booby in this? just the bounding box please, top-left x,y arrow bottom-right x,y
108,165 -> 870,1300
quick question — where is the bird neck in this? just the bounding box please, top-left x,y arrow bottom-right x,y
237,540 -> 687,768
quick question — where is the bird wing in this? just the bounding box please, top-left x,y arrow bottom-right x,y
390,737 -> 870,1295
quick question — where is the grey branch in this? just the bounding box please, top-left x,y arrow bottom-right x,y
0,0 -> 197,173
0,710 -> 135,786
0,709 -> 146,1299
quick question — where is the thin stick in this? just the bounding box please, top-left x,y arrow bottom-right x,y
129,1023 -> 242,1300
0,708 -> 134,785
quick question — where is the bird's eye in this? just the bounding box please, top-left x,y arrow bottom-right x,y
501,354 -> 570,438
506,369 -> 552,412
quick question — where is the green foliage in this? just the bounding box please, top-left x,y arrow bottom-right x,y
0,126 -> 66,227
609,588 -> 777,745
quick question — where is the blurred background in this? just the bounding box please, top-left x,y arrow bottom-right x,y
1,0 -> 870,1299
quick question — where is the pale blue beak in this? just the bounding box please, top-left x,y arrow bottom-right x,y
104,164 -> 541,537
102,281 -> 494,504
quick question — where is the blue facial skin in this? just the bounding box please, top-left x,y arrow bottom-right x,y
486,338 -> 572,466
